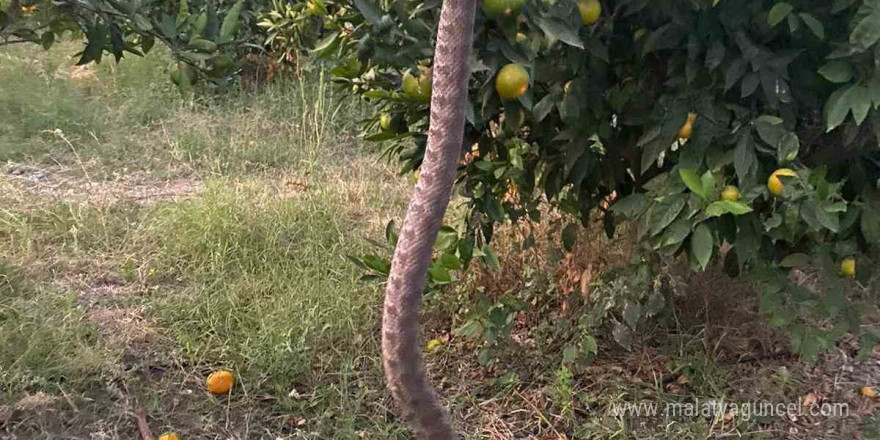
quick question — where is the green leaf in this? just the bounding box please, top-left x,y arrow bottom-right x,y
825,85 -> 854,132
454,319 -> 484,339
777,132 -> 799,163
219,0 -> 245,41
534,16 -> 584,49
705,200 -> 753,217
361,254 -> 390,274
311,31 -> 340,58
353,0 -> 383,25
428,263 -> 452,284
851,86 -> 872,125
679,169 -> 704,198
582,335 -> 598,355
177,0 -> 190,26
439,253 -> 461,270
798,13 -> 824,39
612,323 -> 633,350
610,193 -> 647,219
385,220 -> 398,246
486,197 -> 505,222
40,32 -> 54,50
562,223 -> 577,252
481,245 -> 500,270
650,194 -> 688,236
725,58 -> 747,92
133,14 -> 153,32
850,10 -> 880,51
701,171 -> 716,199
645,292 -> 666,317
861,204 -> 880,243
779,253 -> 811,267
691,223 -> 714,270
767,3 -> 794,27
623,302 -> 642,329
734,132 -> 757,185
660,218 -> 692,249
435,226 -> 459,251
800,200 -> 839,232
818,60 -> 853,83
77,25 -> 107,65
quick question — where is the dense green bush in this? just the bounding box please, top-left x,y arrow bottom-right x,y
335,0 -> 880,361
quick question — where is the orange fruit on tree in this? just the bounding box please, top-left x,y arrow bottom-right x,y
578,0 -> 601,25
678,122 -> 693,139
677,113 -> 697,139
402,70 -> 432,103
158,432 -> 181,440
495,63 -> 529,100
515,32 -> 528,44
206,369 -> 234,395
767,168 -> 797,197
721,185 -> 740,201
841,257 -> 856,278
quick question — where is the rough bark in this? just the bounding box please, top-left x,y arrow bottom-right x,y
380,0 -> 476,439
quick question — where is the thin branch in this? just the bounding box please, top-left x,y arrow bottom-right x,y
0,38 -> 34,47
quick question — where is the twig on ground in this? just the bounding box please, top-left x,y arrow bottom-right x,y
133,407 -> 155,440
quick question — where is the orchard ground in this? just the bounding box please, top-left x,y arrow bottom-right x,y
1,42 -> 879,439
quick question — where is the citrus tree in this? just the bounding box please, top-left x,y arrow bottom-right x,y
0,0 -> 258,90
324,0 -> 880,361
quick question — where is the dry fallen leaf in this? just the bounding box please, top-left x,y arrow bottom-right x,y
676,375 -> 691,385
801,392 -> 818,407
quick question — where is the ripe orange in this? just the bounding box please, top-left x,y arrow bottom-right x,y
482,0 -> 524,18
678,122 -> 693,139
721,185 -> 740,201
206,370 -> 234,395
767,168 -> 797,197
495,63 -> 529,100
578,0 -> 601,25
841,257 -> 856,278
158,432 -> 180,440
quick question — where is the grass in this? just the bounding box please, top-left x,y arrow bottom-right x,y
1,40 -> 878,439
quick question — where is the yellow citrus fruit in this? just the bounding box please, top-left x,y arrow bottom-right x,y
495,63 -> 529,100
482,0 -> 524,18
515,32 -> 528,44
402,71 -> 431,102
578,0 -> 601,25
861,386 -> 876,397
158,432 -> 181,440
841,257 -> 856,278
767,168 -> 797,197
206,370 -> 234,395
426,338 -> 444,352
633,28 -> 646,41
379,113 -> 393,131
721,185 -> 740,201
678,122 -> 693,139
